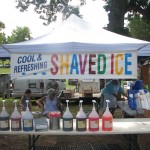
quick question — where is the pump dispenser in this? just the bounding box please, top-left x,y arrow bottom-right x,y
0,100 -> 10,131
76,100 -> 87,131
11,100 -> 22,131
102,100 -> 113,131
62,100 -> 73,131
22,100 -> 33,131
88,100 -> 99,131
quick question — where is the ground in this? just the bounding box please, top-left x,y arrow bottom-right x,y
0,134 -> 129,150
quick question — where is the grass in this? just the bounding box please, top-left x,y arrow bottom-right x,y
65,80 -> 76,90
0,67 -> 10,74
0,59 -> 11,74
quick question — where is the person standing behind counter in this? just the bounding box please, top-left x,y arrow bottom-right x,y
19,89 -> 32,111
101,79 -> 127,115
36,88 -> 64,118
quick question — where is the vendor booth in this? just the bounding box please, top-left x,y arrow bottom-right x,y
0,14 -> 149,80
0,14 -> 150,150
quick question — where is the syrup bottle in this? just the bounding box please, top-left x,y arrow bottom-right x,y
11,100 -> 22,131
102,100 -> 113,131
62,100 -> 73,131
22,100 -> 33,131
0,100 -> 10,131
76,100 -> 87,131
88,100 -> 99,131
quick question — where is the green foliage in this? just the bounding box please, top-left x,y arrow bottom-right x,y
0,20 -> 32,44
15,0 -> 85,25
7,26 -> 32,43
103,0 -> 150,36
0,32 -> 7,44
128,15 -> 150,41
0,21 -> 5,31
65,79 -> 76,90
0,21 -> 7,44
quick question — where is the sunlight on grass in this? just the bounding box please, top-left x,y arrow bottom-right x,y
65,80 -> 76,90
0,68 -> 10,74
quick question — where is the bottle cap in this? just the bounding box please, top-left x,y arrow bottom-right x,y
25,100 -> 29,111
106,100 -> 110,111
66,100 -> 69,111
14,100 -> 18,111
2,100 -> 6,111
92,100 -> 96,111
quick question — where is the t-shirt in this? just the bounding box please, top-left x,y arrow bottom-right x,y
101,80 -> 123,110
43,96 -> 58,115
101,80 -> 123,95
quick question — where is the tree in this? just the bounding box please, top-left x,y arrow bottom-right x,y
15,0 -> 85,25
103,0 -> 150,35
7,26 -> 32,43
128,15 -> 150,41
0,21 -> 7,44
15,0 -> 150,38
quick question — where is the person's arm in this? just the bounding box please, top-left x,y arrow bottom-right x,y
57,98 -> 65,116
19,96 -> 25,109
36,97 -> 45,112
57,91 -> 64,99
115,85 -> 127,101
121,92 -> 128,99
29,100 -> 32,111
113,92 -> 127,101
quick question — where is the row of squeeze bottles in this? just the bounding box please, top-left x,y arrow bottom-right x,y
63,99 -> 113,132
0,99 -> 113,132
0,100 -> 33,131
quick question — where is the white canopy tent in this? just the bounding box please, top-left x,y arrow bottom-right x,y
0,14 -> 149,80
0,48 -> 10,59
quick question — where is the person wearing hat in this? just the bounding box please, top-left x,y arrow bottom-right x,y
101,79 -> 127,115
36,88 -> 64,117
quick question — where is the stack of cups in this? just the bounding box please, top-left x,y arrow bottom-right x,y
49,111 -> 61,130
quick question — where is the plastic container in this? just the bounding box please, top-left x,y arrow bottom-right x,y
136,93 -> 142,109
0,100 -> 10,131
134,80 -> 143,90
76,100 -> 87,131
49,111 -> 61,130
62,100 -> 73,131
132,92 -> 137,110
11,100 -> 22,131
128,90 -> 133,109
22,100 -> 33,131
88,100 -> 99,131
102,100 -> 113,131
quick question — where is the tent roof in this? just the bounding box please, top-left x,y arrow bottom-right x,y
0,14 -> 150,55
138,44 -> 150,56
0,48 -> 10,58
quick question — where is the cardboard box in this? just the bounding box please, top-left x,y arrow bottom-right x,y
144,109 -> 150,118
139,109 -> 150,150
83,90 -> 92,97
82,87 -> 93,97
63,89 -> 74,98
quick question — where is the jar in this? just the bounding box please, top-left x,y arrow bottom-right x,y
49,111 -> 61,130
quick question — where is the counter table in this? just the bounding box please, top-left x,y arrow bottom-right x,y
0,118 -> 150,150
